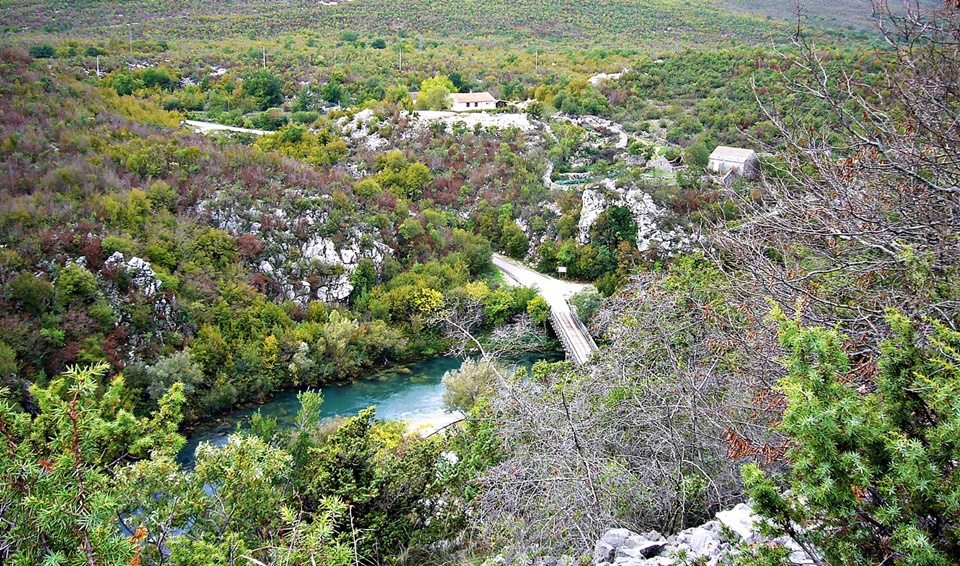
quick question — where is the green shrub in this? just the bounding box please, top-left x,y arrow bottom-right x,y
0,341 -> 17,377
569,286 -> 601,324
242,69 -> 284,110
291,110 -> 320,124
28,44 -> 55,59
250,109 -> 288,130
745,310 -> 960,565
56,263 -> 98,305
102,235 -> 135,256
88,300 -> 117,327
6,272 -> 55,315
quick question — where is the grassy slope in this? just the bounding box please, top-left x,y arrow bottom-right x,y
4,0 -> 804,48
716,0 -> 878,30
717,0 -> 942,31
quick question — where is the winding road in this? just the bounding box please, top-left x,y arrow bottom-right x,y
492,254 -> 598,365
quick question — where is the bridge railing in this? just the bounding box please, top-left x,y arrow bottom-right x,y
571,307 -> 599,352
548,310 -> 576,363
548,305 -> 597,365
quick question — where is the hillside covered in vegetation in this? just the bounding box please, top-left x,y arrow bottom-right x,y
2,0 -> 960,565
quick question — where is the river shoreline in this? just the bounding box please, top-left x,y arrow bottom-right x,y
177,350 -> 563,466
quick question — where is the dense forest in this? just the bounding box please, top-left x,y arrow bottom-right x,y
2,0 -> 960,564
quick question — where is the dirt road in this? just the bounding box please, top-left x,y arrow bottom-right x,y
183,120 -> 270,136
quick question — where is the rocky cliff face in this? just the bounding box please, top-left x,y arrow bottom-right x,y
201,193 -> 391,306
577,179 -> 699,254
103,252 -> 162,297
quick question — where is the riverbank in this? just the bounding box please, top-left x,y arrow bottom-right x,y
178,351 -> 563,466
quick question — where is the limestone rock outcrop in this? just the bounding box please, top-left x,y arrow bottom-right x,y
577,179 -> 697,253
592,504 -> 814,566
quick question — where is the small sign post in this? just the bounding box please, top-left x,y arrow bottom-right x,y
557,266 -> 567,277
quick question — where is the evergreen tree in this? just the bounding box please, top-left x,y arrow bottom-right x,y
744,311 -> 960,565
242,69 -> 284,110
0,363 -> 186,565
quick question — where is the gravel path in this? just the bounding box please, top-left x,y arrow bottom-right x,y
184,120 -> 270,136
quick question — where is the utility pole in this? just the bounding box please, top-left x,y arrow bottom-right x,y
398,46 -> 402,73
126,22 -> 139,58
96,55 -> 100,77
262,46 -> 266,68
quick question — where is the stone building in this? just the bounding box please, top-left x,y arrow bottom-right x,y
708,146 -> 759,180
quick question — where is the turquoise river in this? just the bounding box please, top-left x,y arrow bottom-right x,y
178,351 -> 563,466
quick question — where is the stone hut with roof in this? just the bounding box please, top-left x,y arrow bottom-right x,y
708,146 -> 759,180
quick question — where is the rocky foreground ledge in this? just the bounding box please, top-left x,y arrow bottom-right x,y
592,504 -> 814,566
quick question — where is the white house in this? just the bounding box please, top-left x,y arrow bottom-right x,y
450,92 -> 498,111
708,146 -> 760,180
